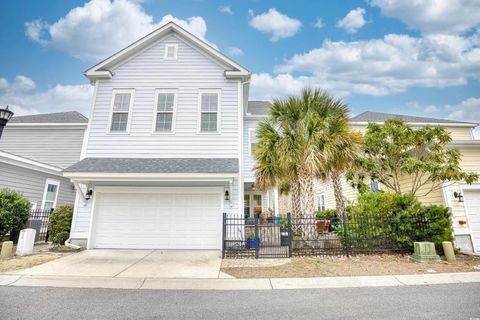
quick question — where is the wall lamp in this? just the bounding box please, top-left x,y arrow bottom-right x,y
453,191 -> 464,202
224,190 -> 230,201
85,189 -> 93,201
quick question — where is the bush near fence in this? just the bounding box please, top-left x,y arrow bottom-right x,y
334,192 -> 454,255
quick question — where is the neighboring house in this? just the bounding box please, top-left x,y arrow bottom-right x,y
314,111 -> 480,253
63,22 -> 281,250
0,111 -> 88,211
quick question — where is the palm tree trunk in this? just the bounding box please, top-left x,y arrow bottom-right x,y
331,172 -> 346,223
298,165 -> 316,240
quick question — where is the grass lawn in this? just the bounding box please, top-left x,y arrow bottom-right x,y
0,243 -> 74,273
221,254 -> 480,278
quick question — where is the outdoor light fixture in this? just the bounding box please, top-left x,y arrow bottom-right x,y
224,190 -> 230,201
85,189 -> 93,201
453,191 -> 464,202
0,105 -> 14,139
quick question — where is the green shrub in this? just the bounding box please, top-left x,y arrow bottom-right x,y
48,205 -> 73,245
0,188 -> 31,237
335,192 -> 454,255
315,209 -> 338,220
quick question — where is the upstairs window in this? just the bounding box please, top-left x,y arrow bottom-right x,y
370,180 -> 381,192
249,128 -> 258,157
110,89 -> 134,133
164,44 -> 178,60
317,194 -> 326,211
154,90 -> 177,133
199,91 -> 220,133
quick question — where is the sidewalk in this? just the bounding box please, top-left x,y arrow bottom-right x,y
1,272 -> 479,290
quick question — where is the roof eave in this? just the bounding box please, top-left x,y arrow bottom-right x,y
350,121 -> 478,127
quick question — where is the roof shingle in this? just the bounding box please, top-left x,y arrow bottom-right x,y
9,111 -> 88,124
64,158 -> 239,174
247,101 -> 271,116
350,111 -> 478,126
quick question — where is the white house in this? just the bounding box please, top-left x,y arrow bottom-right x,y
64,22 -> 278,250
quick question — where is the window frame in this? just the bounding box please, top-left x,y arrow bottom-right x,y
197,89 -> 221,134
41,178 -> 60,211
248,127 -> 258,157
107,88 -> 135,134
152,88 -> 178,134
317,193 -> 326,212
164,44 -> 178,60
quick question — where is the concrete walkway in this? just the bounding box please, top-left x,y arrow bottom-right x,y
1,272 -> 479,290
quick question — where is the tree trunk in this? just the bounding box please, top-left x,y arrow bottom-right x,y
290,179 -> 302,234
331,172 -> 346,223
298,165 -> 316,240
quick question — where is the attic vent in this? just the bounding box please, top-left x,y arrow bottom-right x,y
165,44 -> 178,60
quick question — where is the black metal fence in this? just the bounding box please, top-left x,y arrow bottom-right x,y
27,208 -> 54,242
223,211 -> 430,259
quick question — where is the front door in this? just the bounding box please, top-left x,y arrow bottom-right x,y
244,192 -> 263,218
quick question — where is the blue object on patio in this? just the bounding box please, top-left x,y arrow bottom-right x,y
247,238 -> 260,249
273,216 -> 281,225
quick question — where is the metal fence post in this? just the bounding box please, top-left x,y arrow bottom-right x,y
254,216 -> 259,259
287,212 -> 293,257
342,210 -> 349,257
222,212 -> 226,258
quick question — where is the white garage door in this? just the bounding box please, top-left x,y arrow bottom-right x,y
91,188 -> 222,250
464,189 -> 480,253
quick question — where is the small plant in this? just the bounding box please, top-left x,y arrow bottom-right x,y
0,188 -> 31,237
48,205 -> 74,245
247,231 -> 256,239
280,216 -> 289,232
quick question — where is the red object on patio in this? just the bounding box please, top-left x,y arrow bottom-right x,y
316,220 -> 331,233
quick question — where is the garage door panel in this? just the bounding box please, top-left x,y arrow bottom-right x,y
92,190 -> 222,249
464,190 -> 480,252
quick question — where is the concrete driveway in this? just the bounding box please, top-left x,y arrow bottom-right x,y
14,250 -> 223,279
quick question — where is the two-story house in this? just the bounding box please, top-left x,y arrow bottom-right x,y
0,111 -> 88,210
64,22 -> 279,250
314,111 -> 480,253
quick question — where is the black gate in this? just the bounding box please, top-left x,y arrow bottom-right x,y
27,208 -> 54,242
222,212 -> 291,259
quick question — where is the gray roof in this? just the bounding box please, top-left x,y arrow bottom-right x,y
64,158 -> 239,174
247,101 -> 271,116
9,111 -> 88,124
350,111 -> 478,126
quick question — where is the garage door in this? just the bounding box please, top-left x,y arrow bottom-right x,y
464,189 -> 480,253
91,188 -> 222,249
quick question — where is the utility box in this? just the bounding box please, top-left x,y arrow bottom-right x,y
16,229 -> 36,256
411,242 -> 441,263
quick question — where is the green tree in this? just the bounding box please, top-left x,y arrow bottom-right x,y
48,205 -> 74,245
0,188 -> 32,237
347,119 -> 478,196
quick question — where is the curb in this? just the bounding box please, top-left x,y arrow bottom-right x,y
0,272 -> 479,290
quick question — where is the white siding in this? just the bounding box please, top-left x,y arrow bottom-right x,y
0,162 -> 76,208
0,126 -> 85,168
84,34 -> 240,158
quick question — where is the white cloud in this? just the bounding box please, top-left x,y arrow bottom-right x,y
218,5 -> 233,15
248,8 -> 302,42
227,47 -> 243,56
25,0 -> 211,60
337,7 -> 366,34
0,81 -> 93,116
445,97 -> 480,123
407,101 -> 439,114
272,33 -> 480,96
0,75 -> 36,92
370,0 -> 480,35
314,17 -> 325,29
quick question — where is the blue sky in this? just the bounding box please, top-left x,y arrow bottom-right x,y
0,0 -> 479,125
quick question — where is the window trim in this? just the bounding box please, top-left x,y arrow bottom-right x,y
41,178 -> 60,211
152,88 -> 178,134
248,127 -> 257,156
107,88 -> 135,134
317,193 -> 326,212
197,89 -> 221,134
164,44 -> 178,60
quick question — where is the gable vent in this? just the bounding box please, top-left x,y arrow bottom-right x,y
165,44 -> 178,59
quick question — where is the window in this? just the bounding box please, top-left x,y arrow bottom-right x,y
154,90 -> 177,133
317,194 -> 326,211
249,128 -> 258,157
199,91 -> 220,133
164,44 -> 178,59
370,180 -> 381,192
42,179 -> 59,211
109,89 -> 134,133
